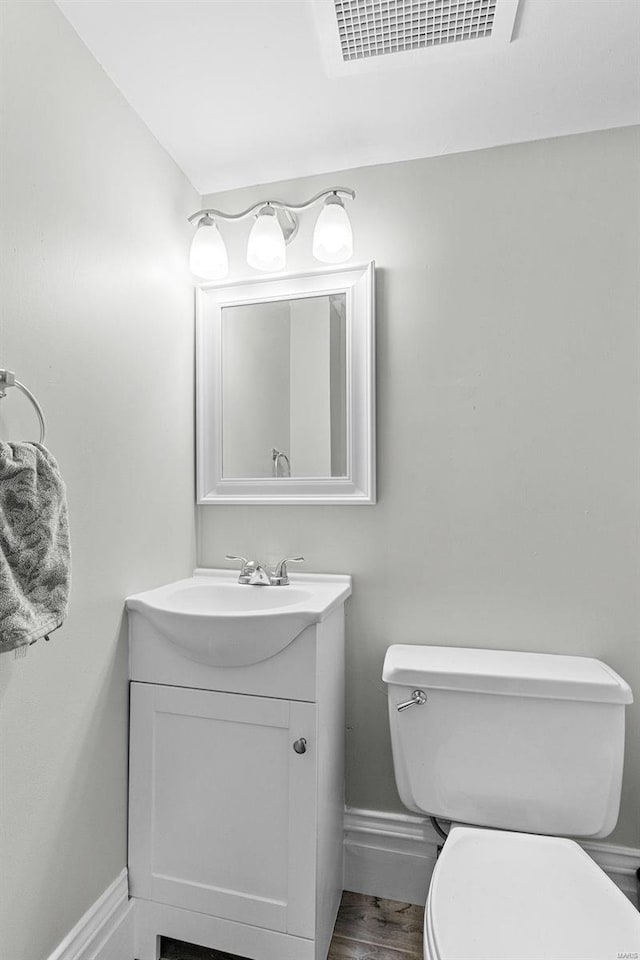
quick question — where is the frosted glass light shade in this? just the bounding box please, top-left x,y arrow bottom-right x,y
313,197 -> 353,263
247,207 -> 286,272
189,217 -> 228,280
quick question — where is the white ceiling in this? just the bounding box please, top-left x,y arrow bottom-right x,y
56,0 -> 640,196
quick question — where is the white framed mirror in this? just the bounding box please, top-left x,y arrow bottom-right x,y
196,261 -> 375,504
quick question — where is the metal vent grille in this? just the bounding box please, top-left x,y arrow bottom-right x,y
335,0 -> 497,61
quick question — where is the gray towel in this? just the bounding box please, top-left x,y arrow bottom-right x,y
0,442 -> 70,654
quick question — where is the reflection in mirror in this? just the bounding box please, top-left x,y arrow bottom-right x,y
221,294 -> 347,479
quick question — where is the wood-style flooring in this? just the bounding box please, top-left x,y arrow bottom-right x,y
328,892 -> 423,958
161,892 -> 424,960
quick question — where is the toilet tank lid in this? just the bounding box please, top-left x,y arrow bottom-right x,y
382,645 -> 633,704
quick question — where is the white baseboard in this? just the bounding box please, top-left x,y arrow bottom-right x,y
344,806 -> 640,907
47,869 -> 134,960
344,807 -> 440,905
91,901 -> 135,960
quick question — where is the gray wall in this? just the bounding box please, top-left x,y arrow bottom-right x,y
200,126 -> 640,848
0,3 -> 197,958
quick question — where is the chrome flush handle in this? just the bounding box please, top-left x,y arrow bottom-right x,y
397,690 -> 427,712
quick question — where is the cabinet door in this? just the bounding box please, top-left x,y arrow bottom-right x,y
129,683 -> 317,937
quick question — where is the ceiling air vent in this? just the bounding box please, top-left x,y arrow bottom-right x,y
312,0 -> 520,75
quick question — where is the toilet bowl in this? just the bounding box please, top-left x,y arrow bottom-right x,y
424,826 -> 639,960
382,644 -> 640,960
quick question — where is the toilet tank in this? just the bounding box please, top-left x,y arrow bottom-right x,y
382,645 -> 632,839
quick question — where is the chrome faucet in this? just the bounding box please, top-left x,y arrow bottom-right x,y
272,448 -> 291,478
226,555 -> 304,586
225,556 -> 271,586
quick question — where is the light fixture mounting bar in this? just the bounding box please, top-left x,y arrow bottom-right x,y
188,187 -> 355,225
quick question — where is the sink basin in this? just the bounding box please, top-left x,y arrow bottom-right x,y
166,583 -> 315,614
126,568 -> 351,667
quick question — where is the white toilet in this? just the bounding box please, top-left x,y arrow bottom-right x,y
382,645 -> 640,960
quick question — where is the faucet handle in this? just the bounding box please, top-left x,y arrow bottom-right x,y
225,554 -> 248,566
225,555 -> 251,583
271,557 -> 304,586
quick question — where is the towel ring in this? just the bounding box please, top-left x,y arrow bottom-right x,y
0,369 -> 47,443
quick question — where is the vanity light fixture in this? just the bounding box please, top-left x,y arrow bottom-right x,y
189,215 -> 229,280
246,205 -> 286,272
187,187 -> 355,280
313,194 -> 353,263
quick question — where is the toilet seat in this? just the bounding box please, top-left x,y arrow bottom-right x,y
425,826 -> 640,960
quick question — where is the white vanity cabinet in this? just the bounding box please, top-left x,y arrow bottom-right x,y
127,571 -> 350,960
129,685 -> 317,935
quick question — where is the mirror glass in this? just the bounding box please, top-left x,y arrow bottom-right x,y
221,294 -> 347,479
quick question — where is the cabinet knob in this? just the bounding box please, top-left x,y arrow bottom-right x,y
293,738 -> 307,754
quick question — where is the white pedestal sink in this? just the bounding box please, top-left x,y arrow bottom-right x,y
126,568 -> 352,667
